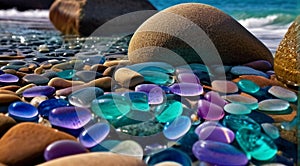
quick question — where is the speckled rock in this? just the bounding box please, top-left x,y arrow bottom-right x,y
37,152 -> 147,166
114,67 -> 144,88
274,16 -> 300,86
128,3 -> 273,66
0,122 -> 76,166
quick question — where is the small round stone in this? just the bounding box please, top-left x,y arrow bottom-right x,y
79,123 -> 110,148
223,94 -> 258,110
110,140 -> 143,160
49,106 -> 92,129
197,126 -> 235,143
68,87 -> 104,108
223,115 -> 261,132
0,74 -> 19,83
8,101 -> 39,121
169,83 -> 203,96
236,127 -> 277,161
135,84 -> 165,105
22,74 -> 49,85
44,140 -> 88,161
211,80 -> 238,94
258,99 -> 290,112
268,86 -> 297,102
230,66 -> 269,78
237,79 -> 260,94
23,86 -> 56,98
261,123 -> 280,139
38,99 -> 69,118
75,71 -> 102,82
197,99 -> 224,120
192,140 -> 248,166
56,69 -> 76,80
224,103 -> 251,115
163,116 -> 191,140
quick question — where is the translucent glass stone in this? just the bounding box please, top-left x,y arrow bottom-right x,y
211,80 -> 239,94
8,101 -> 39,121
236,128 -> 278,161
204,91 -> 227,107
197,100 -> 224,120
44,140 -> 87,161
169,83 -> 203,96
224,103 -> 251,115
223,94 -> 258,110
237,79 -> 260,94
23,86 -> 56,98
261,123 -> 280,139
230,66 -> 269,78
258,99 -> 290,112
155,100 -> 183,123
68,87 -> 104,108
194,121 -> 222,135
38,99 -> 69,118
91,94 -> 131,120
79,123 -> 110,148
49,106 -> 92,129
56,69 -> 75,80
197,126 -> 235,144
176,72 -> 200,84
223,115 -> 261,132
135,84 -> 165,105
121,92 -> 150,111
268,86 -> 297,102
117,121 -> 164,136
0,74 -> 19,83
192,140 -> 248,166
110,140 -> 143,160
126,62 -> 175,74
139,70 -> 174,85
163,116 -> 191,140
145,148 -> 192,166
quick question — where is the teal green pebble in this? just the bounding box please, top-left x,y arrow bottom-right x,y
224,103 -> 251,115
268,86 -> 298,102
91,94 -> 131,120
223,94 -> 258,110
237,79 -> 260,94
57,69 -> 76,80
121,92 -> 150,111
223,115 -> 261,132
139,70 -> 174,85
236,127 -> 277,161
261,123 -> 280,139
155,100 -> 183,123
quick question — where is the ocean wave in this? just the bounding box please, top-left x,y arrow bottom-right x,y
237,14 -> 294,28
0,8 -> 49,19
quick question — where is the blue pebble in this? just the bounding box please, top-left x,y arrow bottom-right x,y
23,86 -> 56,98
8,101 -> 39,122
230,66 -> 269,78
38,99 -> 69,118
79,123 -> 110,148
163,116 -> 191,140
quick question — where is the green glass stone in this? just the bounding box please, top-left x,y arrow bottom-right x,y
222,115 -> 261,132
236,128 -> 277,161
117,121 -> 164,136
122,92 -> 150,112
91,94 -> 131,120
57,69 -> 76,80
237,79 -> 260,94
139,70 -> 174,85
155,100 -> 183,123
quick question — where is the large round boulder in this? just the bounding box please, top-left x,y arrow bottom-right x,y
128,3 -> 273,66
49,0 -> 156,36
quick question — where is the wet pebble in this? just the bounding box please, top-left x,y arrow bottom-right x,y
23,86 -> 55,98
163,116 -> 191,140
22,74 -> 49,85
224,103 -> 251,115
268,86 -> 297,102
258,99 -> 290,112
0,74 -> 19,83
230,66 -> 269,78
169,83 -> 203,96
211,80 -> 238,94
8,101 -> 39,122
68,87 -> 104,108
79,123 -> 110,148
197,99 -> 224,120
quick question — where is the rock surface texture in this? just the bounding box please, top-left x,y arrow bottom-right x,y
128,3 -> 274,66
49,0 -> 157,36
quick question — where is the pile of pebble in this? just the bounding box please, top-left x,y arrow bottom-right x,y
0,3 -> 299,166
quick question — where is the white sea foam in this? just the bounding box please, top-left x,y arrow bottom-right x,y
0,8 -> 49,19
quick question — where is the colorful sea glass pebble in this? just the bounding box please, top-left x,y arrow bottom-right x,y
237,79 -> 260,94
68,87 -> 104,108
126,62 -> 175,74
223,115 -> 261,132
135,84 -> 165,105
23,86 -> 55,98
139,70 -> 174,85
38,99 -> 69,118
230,66 -> 269,78
192,140 -> 248,166
0,74 -> 19,83
258,99 -> 290,112
8,101 -> 39,121
57,69 -> 76,80
79,123 -> 110,148
44,140 -> 88,161
268,86 -> 297,102
121,92 -> 150,111
197,99 -> 224,120
224,103 -> 251,115
155,100 -> 183,123
197,126 -> 235,143
261,123 -> 280,139
110,140 -> 143,160
194,121 -> 222,135
91,94 -> 131,120
176,72 -> 200,84
211,80 -> 239,94
223,94 -> 258,110
49,106 -> 92,129
163,116 -> 191,140
236,128 -> 278,161
169,83 -> 203,96
204,91 -> 227,107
